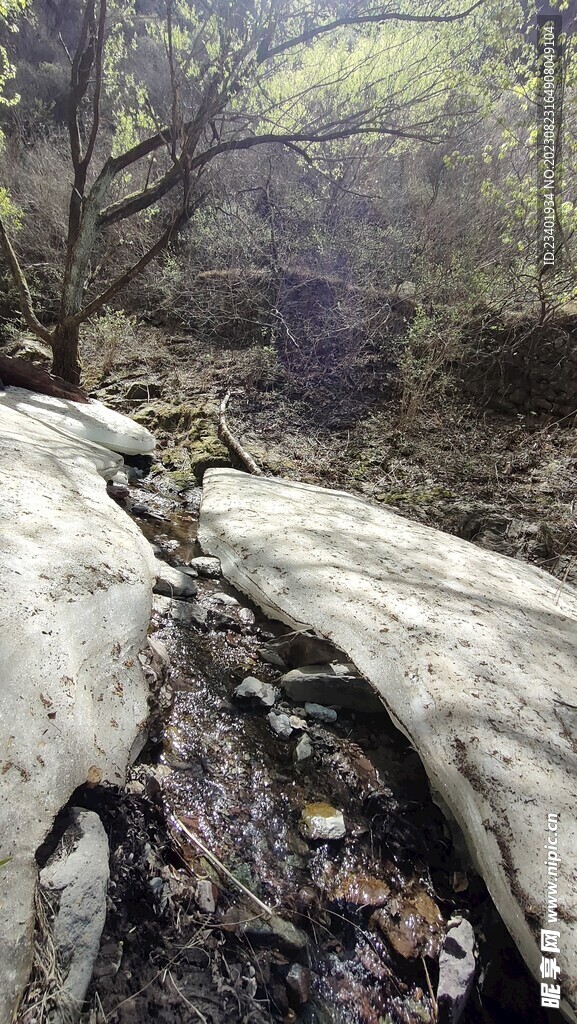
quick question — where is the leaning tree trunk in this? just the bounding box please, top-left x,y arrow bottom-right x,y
51,321 -> 83,386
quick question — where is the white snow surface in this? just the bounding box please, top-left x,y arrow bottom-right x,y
199,469 -> 577,1022
0,386 -> 155,455
0,401 -> 157,1021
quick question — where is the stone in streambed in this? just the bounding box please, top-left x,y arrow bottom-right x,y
154,563 -> 198,598
282,664 -> 382,713
188,556 -> 221,578
294,735 -> 313,763
234,677 -> 278,708
267,711 -> 293,738
437,918 -> 477,1023
300,802 -> 345,841
304,702 -> 338,723
39,809 -> 109,1020
152,594 -> 207,627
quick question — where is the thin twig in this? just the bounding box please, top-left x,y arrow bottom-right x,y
169,814 -> 273,916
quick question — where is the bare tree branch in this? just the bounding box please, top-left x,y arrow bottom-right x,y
258,1 -> 485,62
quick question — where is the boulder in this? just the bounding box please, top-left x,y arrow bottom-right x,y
199,469 -> 577,1022
281,663 -> 382,712
0,403 -> 156,1021
39,809 -> 110,1022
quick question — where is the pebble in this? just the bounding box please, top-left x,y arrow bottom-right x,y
286,963 -> 312,1005
294,735 -> 313,763
196,878 -> 217,914
300,802 -> 346,840
304,703 -> 338,723
238,607 -> 256,626
288,715 -> 308,730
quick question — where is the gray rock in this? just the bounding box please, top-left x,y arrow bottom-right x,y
304,702 -> 338,723
437,917 -> 476,1023
39,808 -> 109,1021
267,711 -> 293,738
238,607 -> 256,626
177,565 -> 199,578
267,632 -> 340,668
154,563 -> 198,598
234,676 -> 278,708
294,735 -> 313,763
258,646 -> 288,670
282,664 -> 382,713
239,913 -> 308,952
188,556 -> 221,578
212,591 -> 239,605
152,594 -> 208,627
286,963 -> 312,1004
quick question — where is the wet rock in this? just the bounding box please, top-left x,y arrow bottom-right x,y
154,563 -> 198,598
179,487 -> 203,513
437,917 -> 476,1023
371,883 -> 444,959
282,664 -> 382,713
212,591 -> 239,606
238,607 -> 256,626
270,632 -> 342,668
208,608 -> 239,630
332,873 -> 391,908
234,676 -> 278,708
196,878 -> 218,914
177,565 -> 199,578
301,802 -> 346,840
239,913 -> 308,953
304,702 -> 338,723
152,594 -> 208,627
187,556 -> 221,578
267,711 -> 293,738
288,714 -> 308,730
39,809 -> 109,1021
259,646 -> 288,669
286,963 -> 312,1005
294,735 -> 313,763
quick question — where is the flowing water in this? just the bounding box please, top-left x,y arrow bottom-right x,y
125,481 -> 553,1024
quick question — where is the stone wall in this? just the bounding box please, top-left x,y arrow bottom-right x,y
462,311 -> 577,418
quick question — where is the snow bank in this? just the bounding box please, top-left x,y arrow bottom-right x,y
0,386 -> 155,455
0,401 -> 157,1021
199,469 -> 577,1022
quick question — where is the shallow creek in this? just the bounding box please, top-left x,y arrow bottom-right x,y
120,482 -> 552,1024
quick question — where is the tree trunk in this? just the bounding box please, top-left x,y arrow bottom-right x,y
51,322 -> 83,386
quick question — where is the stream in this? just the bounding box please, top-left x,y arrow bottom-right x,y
85,476 -> 556,1024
